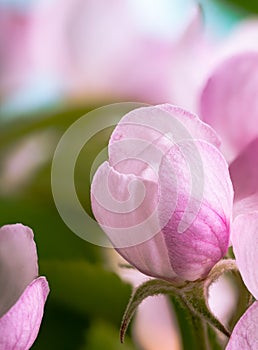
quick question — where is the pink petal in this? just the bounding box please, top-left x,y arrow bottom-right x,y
167,7 -> 215,112
159,140 -> 233,280
200,52 -> 258,162
233,194 -> 258,219
0,224 -> 38,317
109,104 -> 220,180
230,137 -> 258,202
91,161 -> 178,282
0,277 -> 49,350
30,0 -> 175,103
133,295 -> 182,350
217,19 -> 258,61
0,9 -> 34,98
232,212 -> 258,299
208,275 -> 238,326
92,104 -> 232,282
226,301 -> 258,350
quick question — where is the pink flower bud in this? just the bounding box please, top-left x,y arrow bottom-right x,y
91,104 -> 233,282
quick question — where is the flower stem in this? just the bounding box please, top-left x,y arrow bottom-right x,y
171,294 -> 212,350
191,316 -> 210,350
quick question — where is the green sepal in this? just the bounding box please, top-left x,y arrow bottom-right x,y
120,258 -> 253,346
120,278 -> 179,343
181,259 -> 239,338
182,280 -> 231,338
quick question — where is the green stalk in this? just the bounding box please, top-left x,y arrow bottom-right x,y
191,316 -> 210,350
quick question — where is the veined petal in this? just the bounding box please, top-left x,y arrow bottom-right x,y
0,224 -> 38,317
92,105 -> 232,282
230,137 -> 258,202
0,277 -> 49,350
200,52 -> 258,162
226,301 -> 258,350
232,212 -> 258,299
158,140 -> 233,280
91,161 -> 178,281
116,231 -> 179,283
108,104 -> 220,180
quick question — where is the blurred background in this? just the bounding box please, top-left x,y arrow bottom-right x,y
0,0 -> 256,349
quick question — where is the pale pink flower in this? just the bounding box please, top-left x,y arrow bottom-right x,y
1,1 -> 211,107
91,104 -> 233,283
0,224 -> 49,350
0,8 -> 34,99
199,52 -> 258,163
30,0 -> 202,104
226,212 -> 258,349
133,293 -> 182,350
209,275 -> 238,328
192,18 -> 258,344
168,15 -> 258,114
221,136 -> 258,348
166,6 -> 214,112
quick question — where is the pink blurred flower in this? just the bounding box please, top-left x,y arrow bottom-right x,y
31,0 -> 204,104
226,212 -> 258,349
1,1 -> 211,107
197,34 -> 258,349
220,137 -> 258,348
2,0 -> 258,120
199,52 -> 258,163
198,49 -> 258,349
91,104 -> 233,283
0,224 -> 49,350
0,8 -> 34,99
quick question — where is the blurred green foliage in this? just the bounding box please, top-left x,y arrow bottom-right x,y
80,321 -> 135,350
0,104 -> 229,349
218,0 -> 258,13
0,106 -> 134,349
